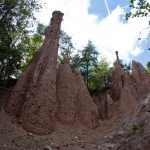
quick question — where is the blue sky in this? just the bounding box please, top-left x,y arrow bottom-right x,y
36,0 -> 150,67
89,0 -> 129,18
88,0 -> 150,67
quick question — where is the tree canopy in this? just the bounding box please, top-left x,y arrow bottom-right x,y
80,40 -> 99,87
88,58 -> 112,90
0,0 -> 41,80
59,30 -> 74,63
147,61 -> 150,73
126,0 -> 150,20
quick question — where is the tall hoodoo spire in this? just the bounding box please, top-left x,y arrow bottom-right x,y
115,51 -> 120,64
5,11 -> 64,135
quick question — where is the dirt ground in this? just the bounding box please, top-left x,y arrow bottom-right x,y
1,94 -> 150,150
0,107 -> 119,150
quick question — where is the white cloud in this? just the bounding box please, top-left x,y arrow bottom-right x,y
35,0 -> 150,62
93,6 -> 149,62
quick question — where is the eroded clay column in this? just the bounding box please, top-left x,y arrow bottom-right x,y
5,11 -> 64,135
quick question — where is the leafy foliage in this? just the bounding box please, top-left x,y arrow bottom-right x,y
36,23 -> 48,36
126,0 -> 150,20
58,36 -> 100,89
147,61 -> 150,68
18,33 -> 43,72
88,58 -> 112,90
0,0 -> 41,80
69,41 -> 112,90
147,61 -> 150,73
123,122 -> 143,145
59,30 -> 74,63
71,53 -> 81,71
126,1 -> 150,55
127,123 -> 141,137
80,41 -> 99,87
18,23 -> 47,72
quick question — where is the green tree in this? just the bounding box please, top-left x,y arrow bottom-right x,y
36,23 -> 48,36
18,23 -> 47,72
0,0 -> 41,80
59,30 -> 74,63
147,61 -> 150,73
88,58 -> 112,90
71,53 -> 81,72
18,34 -> 43,73
80,40 -> 99,87
126,0 -> 150,20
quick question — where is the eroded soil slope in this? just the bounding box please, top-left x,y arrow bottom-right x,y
0,93 -> 150,150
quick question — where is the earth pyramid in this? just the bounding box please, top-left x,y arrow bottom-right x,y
5,11 -> 99,134
5,11 -> 64,134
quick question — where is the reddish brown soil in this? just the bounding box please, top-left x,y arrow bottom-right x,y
1,93 -> 150,150
0,108 -> 118,150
